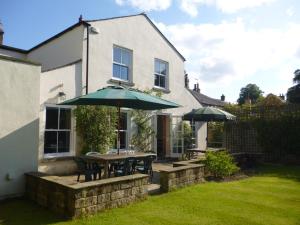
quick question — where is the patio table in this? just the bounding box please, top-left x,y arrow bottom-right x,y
83,152 -> 156,178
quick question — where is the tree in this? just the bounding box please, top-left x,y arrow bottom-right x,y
287,69 -> 300,103
293,69 -> 300,84
237,84 -> 263,105
74,106 -> 118,154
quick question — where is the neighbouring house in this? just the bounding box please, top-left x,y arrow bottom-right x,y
0,13 -> 208,199
188,82 -> 227,107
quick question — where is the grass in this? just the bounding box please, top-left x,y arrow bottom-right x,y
1,164 -> 300,225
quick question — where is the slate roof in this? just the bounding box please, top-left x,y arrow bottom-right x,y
188,89 -> 227,107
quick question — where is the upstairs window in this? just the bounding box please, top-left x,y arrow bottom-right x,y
154,59 -> 168,88
113,46 -> 132,81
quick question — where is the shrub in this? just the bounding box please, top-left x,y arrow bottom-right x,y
205,150 -> 239,178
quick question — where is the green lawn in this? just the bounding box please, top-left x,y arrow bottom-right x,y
1,164 -> 300,225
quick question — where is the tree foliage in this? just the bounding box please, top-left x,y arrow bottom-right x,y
237,83 -> 264,105
287,69 -> 300,103
74,106 -> 117,154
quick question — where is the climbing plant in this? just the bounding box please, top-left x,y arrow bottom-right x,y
74,105 -> 118,154
131,90 -> 162,152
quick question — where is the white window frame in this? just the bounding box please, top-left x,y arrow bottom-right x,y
154,58 -> 168,89
112,111 -> 129,151
112,45 -> 132,82
43,105 -> 74,158
171,116 -> 184,155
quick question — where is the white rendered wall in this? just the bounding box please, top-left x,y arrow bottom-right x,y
86,15 -> 201,115
38,61 -> 82,163
0,58 -> 40,199
27,26 -> 84,72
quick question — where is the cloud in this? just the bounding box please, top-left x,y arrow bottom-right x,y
156,19 -> 300,95
286,6 -> 295,17
179,0 -> 276,17
115,0 -> 172,11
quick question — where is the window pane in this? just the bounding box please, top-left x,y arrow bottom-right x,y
113,47 -> 121,63
58,131 -> 70,153
113,64 -> 121,79
44,131 -> 57,153
154,74 -> 159,86
155,60 -> 160,73
122,50 -> 131,66
120,66 -> 128,80
46,108 -> 58,129
160,75 -> 165,88
160,62 -> 167,75
59,108 -> 71,129
120,113 -> 127,130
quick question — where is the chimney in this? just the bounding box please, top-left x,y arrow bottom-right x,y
279,94 -> 285,101
196,83 -> 200,93
184,72 -> 189,88
221,94 -> 225,101
0,20 -> 4,45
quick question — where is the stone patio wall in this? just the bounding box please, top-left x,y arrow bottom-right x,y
160,163 -> 205,192
25,172 -> 148,218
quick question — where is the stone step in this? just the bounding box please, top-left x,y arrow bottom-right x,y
147,183 -> 161,195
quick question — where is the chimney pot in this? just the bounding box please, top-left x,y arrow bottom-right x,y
184,73 -> 189,88
221,94 -> 225,101
79,15 -> 83,22
0,20 -> 4,45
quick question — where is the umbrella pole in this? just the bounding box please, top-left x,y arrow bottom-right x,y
117,105 -> 121,155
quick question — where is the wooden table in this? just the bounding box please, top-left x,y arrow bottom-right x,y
83,152 -> 156,178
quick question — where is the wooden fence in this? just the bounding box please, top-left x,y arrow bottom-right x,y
224,104 -> 300,162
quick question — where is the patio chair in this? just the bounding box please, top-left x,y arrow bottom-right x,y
85,152 -> 104,180
114,157 -> 136,177
136,155 -> 156,181
74,157 -> 96,182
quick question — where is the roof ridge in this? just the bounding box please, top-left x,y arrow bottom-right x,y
85,12 -> 144,23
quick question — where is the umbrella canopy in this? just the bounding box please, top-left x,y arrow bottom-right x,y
183,106 -> 236,122
58,85 -> 180,154
59,86 -> 180,110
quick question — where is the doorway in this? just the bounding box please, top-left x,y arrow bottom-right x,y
156,115 -> 170,159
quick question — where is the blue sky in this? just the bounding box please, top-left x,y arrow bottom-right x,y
1,0 -> 300,102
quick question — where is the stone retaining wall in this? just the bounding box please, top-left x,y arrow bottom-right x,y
160,164 -> 205,192
25,172 -> 148,218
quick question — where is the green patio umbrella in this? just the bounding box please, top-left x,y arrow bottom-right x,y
183,106 -> 236,122
59,85 -> 180,154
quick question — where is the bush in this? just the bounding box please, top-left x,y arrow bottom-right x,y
205,150 -> 239,178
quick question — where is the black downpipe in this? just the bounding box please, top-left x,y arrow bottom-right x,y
86,24 -> 90,94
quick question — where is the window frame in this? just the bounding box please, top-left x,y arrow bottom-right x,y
43,105 -> 74,158
154,58 -> 168,89
112,45 -> 133,82
113,111 -> 129,151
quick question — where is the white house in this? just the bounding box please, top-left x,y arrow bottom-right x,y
0,13 -> 207,189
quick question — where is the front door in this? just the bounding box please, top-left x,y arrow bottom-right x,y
156,115 -> 170,159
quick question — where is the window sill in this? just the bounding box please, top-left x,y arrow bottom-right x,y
152,86 -> 171,93
41,154 -> 75,163
108,78 -> 135,87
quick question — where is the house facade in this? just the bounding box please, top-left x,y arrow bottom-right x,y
0,13 -> 206,177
